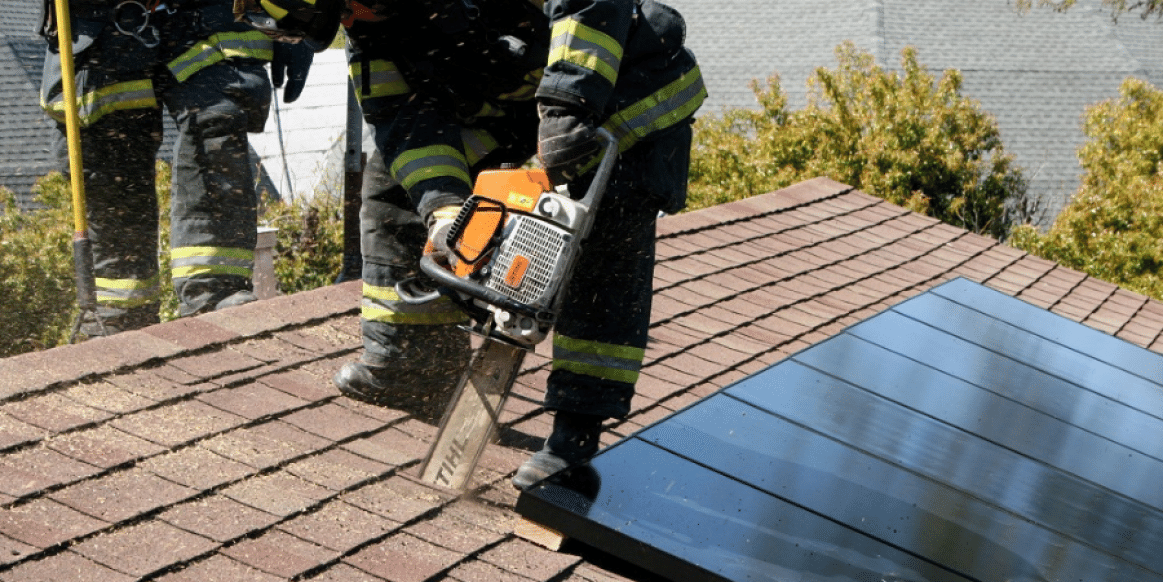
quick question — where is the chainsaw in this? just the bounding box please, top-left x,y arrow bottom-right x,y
399,128 -> 618,490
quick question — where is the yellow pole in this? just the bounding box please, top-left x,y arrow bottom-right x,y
53,0 -> 103,341
53,0 -> 86,233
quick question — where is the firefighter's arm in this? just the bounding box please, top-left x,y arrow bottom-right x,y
535,0 -> 633,183
537,0 -> 635,116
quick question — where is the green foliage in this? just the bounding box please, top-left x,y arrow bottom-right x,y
262,192 -> 345,294
0,174 -> 77,355
688,42 -> 1026,239
1010,77 -> 1163,299
0,163 -> 346,356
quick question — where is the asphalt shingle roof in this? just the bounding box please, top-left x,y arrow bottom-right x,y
2,177 -> 1162,581
0,2 -> 55,204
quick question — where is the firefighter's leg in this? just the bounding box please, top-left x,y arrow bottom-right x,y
40,38 -> 164,336
59,112 -> 165,335
162,60 -> 271,316
512,174 -> 658,489
333,148 -> 472,411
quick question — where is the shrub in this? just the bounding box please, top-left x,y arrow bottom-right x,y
688,42 -> 1027,239
0,173 -> 77,355
263,192 -> 346,295
0,163 -> 347,356
1010,77 -> 1163,299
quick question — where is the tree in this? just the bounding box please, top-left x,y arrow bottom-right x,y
1014,0 -> 1163,20
1010,77 -> 1163,299
688,42 -> 1026,239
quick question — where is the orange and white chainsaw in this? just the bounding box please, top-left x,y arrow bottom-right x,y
399,129 -> 617,490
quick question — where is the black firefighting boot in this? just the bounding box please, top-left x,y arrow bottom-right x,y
332,356 -> 395,404
512,411 -> 604,490
214,290 -> 258,311
333,352 -> 468,421
80,304 -> 160,338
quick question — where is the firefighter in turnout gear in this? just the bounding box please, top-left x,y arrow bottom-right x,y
39,0 -> 329,335
509,0 -> 706,489
330,0 -> 550,414
245,0 -> 704,487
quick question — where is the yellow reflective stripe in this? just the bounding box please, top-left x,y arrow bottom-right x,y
362,304 -> 468,325
172,265 -> 253,278
471,101 -> 505,119
552,335 -> 644,384
605,66 -> 707,149
42,79 -> 157,127
461,129 -> 499,166
496,70 -> 543,102
361,283 -> 467,325
260,0 -> 318,18
259,0 -> 289,19
169,31 -> 273,83
171,247 -> 255,260
350,60 -> 410,100
578,66 -> 707,175
431,207 -> 461,222
170,247 -> 254,279
95,275 -> 161,307
390,145 -> 471,191
549,18 -> 622,85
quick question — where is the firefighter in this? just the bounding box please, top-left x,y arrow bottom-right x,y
328,0 -> 551,415
241,0 -> 705,489
38,0 -> 330,335
509,0 -> 706,489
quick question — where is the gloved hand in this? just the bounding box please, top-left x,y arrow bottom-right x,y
425,205 -> 462,256
270,41 -> 314,103
537,100 -> 601,185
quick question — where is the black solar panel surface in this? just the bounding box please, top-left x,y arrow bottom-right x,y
517,278 -> 1163,581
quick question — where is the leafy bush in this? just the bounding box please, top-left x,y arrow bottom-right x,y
688,42 -> 1027,239
0,174 -> 76,355
1010,78 -> 1163,299
263,192 -> 345,295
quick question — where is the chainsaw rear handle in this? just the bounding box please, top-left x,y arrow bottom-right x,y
404,128 -> 618,308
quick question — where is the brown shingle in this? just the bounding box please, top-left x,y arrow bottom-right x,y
3,178 -> 1163,581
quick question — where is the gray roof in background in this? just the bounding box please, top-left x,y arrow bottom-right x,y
0,1 -> 55,204
668,0 -> 1163,228
1,1 -> 1160,226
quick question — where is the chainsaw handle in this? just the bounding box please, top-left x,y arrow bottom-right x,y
394,276 -> 445,305
576,128 -> 618,209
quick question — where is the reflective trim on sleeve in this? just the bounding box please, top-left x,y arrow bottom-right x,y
95,274 -> 161,308
577,65 -> 707,175
604,65 -> 707,152
548,18 -> 622,85
461,129 -> 499,167
170,246 -> 255,279
552,334 -> 644,385
42,79 -> 157,127
390,145 -> 471,191
361,282 -> 468,325
349,59 -> 410,100
168,31 -> 274,83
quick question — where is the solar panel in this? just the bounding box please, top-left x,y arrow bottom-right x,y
516,278 -> 1163,581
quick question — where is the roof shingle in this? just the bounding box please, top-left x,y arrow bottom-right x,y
2,177 -> 1163,580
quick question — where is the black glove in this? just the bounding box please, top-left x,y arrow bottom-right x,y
270,41 -> 314,103
537,101 -> 601,185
